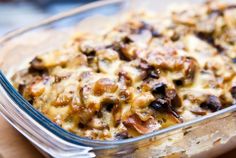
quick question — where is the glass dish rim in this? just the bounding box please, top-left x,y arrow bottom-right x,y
0,0 -> 236,149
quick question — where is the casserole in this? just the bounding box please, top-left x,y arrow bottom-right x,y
0,0 -> 236,157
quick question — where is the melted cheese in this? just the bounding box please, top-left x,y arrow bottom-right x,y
11,1 -> 236,140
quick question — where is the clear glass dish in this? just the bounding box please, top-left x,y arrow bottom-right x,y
0,0 -> 236,157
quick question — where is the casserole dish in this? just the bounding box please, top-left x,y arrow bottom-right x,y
0,0 -> 236,157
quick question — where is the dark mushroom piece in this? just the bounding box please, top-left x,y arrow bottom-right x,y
118,71 -> 132,87
138,21 -> 162,38
149,98 -> 169,112
183,57 -> 198,85
230,86 -> 236,99
138,59 -> 160,80
200,95 -> 222,112
101,97 -> 118,112
149,97 -> 181,120
101,96 -> 121,126
29,57 -> 47,73
173,79 -> 184,86
109,36 -> 134,61
79,42 -> 97,59
112,104 -> 122,127
18,83 -> 26,95
170,31 -> 180,41
123,114 -> 160,134
166,89 -> 182,108
196,32 -> 224,53
151,83 -> 167,95
115,131 -> 129,140
150,85 -> 182,120
103,102 -> 115,112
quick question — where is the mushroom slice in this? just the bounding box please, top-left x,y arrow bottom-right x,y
124,114 -> 160,134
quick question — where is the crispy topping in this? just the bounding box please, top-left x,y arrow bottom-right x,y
12,1 -> 236,140
94,78 -> 118,96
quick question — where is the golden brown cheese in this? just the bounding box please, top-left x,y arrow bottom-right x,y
12,1 -> 236,140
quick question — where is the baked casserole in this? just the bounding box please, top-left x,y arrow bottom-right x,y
12,1 -> 236,140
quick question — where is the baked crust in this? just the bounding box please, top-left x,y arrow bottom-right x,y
12,1 -> 236,140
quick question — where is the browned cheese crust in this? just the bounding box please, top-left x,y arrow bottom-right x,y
12,1 -> 236,140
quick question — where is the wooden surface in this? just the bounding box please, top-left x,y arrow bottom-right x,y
0,115 -> 235,158
0,115 -> 43,158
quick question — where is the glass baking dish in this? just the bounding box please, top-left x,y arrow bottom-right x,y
0,0 -> 236,157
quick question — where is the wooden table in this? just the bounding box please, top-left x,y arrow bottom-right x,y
0,115 -> 235,158
0,116 -> 43,158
